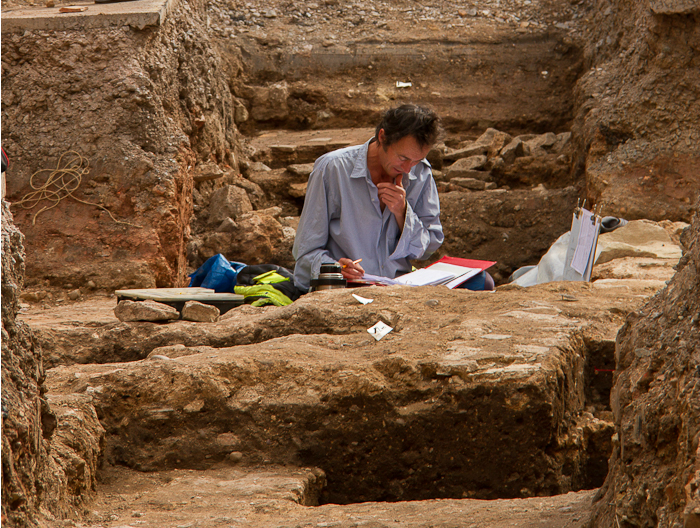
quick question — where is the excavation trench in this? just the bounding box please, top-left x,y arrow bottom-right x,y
42,283 -> 620,508
82,327 -> 613,506
3,0 -> 696,523
48,26 -> 600,509
11,3 -> 609,514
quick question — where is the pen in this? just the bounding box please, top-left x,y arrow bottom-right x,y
342,258 -> 363,269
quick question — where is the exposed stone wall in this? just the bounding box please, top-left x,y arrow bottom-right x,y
1,0 -> 241,290
572,0 -> 700,222
591,197 -> 699,527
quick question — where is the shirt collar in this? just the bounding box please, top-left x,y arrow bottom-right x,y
350,139 -> 372,179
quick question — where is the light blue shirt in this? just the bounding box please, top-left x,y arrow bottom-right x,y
292,139 -> 444,291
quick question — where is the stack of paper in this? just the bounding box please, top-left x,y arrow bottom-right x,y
357,257 -> 496,289
423,262 -> 481,289
426,256 -> 496,289
393,268 -> 456,286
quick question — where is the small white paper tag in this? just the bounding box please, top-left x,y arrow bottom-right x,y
352,293 -> 374,305
367,321 -> 393,341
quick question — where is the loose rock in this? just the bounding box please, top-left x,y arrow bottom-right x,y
451,178 -> 488,191
114,300 -> 180,322
286,163 -> 315,178
500,138 -> 527,164
443,144 -> 489,163
181,301 -> 220,323
207,185 -> 253,226
445,155 -> 489,178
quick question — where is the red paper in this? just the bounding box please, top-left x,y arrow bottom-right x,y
428,256 -> 496,271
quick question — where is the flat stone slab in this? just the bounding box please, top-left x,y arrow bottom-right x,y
87,465 -> 595,527
596,219 -> 684,264
1,0 -> 176,33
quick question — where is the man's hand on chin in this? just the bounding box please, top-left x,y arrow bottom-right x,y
377,174 -> 407,229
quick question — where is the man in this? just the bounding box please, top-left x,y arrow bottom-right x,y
293,104 -> 443,291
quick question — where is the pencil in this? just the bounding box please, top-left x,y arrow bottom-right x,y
342,258 -> 363,269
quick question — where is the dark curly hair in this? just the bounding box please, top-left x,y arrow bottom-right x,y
375,104 -> 441,149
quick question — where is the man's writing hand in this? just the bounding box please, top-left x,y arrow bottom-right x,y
377,174 -> 407,228
338,258 -> 365,280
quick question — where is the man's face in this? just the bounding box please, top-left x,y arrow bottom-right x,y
377,130 -> 432,179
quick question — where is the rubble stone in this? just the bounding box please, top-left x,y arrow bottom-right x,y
114,300 -> 180,322
243,161 -> 272,173
552,132 -> 571,152
217,217 -> 238,232
207,185 -> 253,226
198,212 -> 291,269
445,155 -> 488,178
427,144 -> 445,169
232,178 -> 267,210
194,162 -> 225,182
451,178 -> 487,191
499,138 -> 527,164
286,163 -> 315,178
449,168 -> 493,182
526,132 -> 558,151
233,100 -> 249,124
237,82 -> 290,122
487,131 -> 513,158
182,301 -> 220,323
443,144 -> 488,163
289,182 -> 308,198
474,128 -> 503,146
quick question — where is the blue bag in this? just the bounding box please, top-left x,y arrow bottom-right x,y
188,254 -> 246,293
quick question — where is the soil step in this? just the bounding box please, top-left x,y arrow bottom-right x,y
247,128 -> 375,169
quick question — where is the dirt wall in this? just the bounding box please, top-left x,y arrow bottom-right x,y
572,0 -> 700,223
1,200 -> 51,526
1,0 -> 241,290
1,202 -> 104,526
590,200 -> 699,528
575,3 -> 700,526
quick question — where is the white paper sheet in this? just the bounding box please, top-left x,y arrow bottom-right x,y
393,268 -> 455,286
429,262 -> 482,289
361,274 -> 399,285
367,321 -> 393,341
570,209 -> 599,275
352,293 -> 373,305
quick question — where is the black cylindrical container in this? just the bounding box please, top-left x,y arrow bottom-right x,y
310,263 -> 347,291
